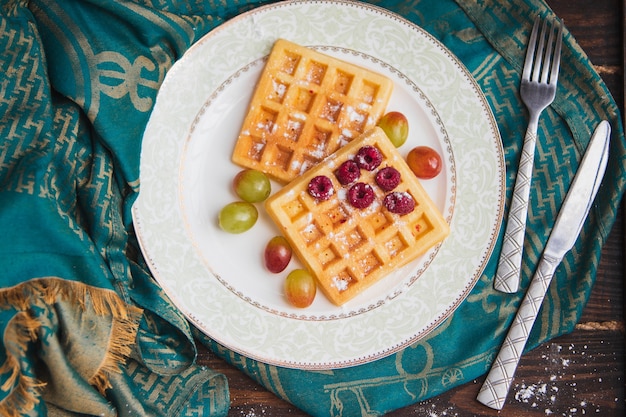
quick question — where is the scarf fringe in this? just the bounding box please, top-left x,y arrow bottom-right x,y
90,302 -> 143,394
0,277 -> 143,415
0,312 -> 45,417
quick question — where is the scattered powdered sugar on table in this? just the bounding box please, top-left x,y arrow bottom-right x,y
409,401 -> 461,417
510,342 -> 608,416
237,405 -> 273,417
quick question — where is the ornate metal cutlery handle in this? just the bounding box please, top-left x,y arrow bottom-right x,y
494,123 -> 538,293
477,254 -> 558,409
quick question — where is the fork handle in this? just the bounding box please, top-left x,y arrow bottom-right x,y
494,123 -> 538,293
477,252 -> 560,409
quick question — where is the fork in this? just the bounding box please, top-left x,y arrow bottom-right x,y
494,15 -> 563,294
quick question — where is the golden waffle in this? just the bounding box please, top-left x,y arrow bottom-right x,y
265,127 -> 450,306
232,39 -> 394,184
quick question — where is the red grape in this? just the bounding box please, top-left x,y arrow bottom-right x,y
264,236 -> 292,273
406,146 -> 442,179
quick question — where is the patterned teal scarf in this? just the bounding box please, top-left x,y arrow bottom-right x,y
1,0 -> 623,416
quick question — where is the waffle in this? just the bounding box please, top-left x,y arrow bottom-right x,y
265,127 -> 450,306
232,39 -> 394,184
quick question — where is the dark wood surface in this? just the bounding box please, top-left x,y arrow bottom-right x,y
196,0 -> 626,415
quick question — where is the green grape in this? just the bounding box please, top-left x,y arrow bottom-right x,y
284,269 -> 316,308
233,169 -> 271,203
378,111 -> 409,147
218,201 -> 258,233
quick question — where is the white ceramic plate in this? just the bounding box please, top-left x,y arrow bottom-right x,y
133,0 -> 505,369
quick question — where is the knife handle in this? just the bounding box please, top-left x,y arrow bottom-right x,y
477,254 -> 559,410
494,125 -> 538,293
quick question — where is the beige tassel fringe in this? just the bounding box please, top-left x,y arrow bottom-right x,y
0,277 -> 143,416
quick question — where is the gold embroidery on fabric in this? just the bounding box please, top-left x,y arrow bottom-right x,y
441,367 -> 464,388
472,52 -> 503,83
33,2 -> 175,117
325,373 -> 428,415
466,275 -> 502,314
255,364 -> 290,400
96,51 -> 164,113
320,315 -> 493,415
455,27 -> 482,43
29,3 -> 92,114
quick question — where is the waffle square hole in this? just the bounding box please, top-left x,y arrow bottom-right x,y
369,211 -> 391,234
305,135 -> 329,162
299,154 -> 321,174
359,80 -> 380,105
344,227 -> 366,251
331,269 -> 356,293
357,251 -> 383,276
285,117 -> 304,142
269,79 -> 289,103
414,215 -> 434,237
324,204 -> 348,227
274,145 -> 294,171
317,245 -> 339,267
342,106 -> 368,132
334,70 -> 353,94
282,197 -> 306,220
301,221 -> 323,244
306,61 -> 327,85
312,126 -> 331,148
321,98 -> 343,123
280,51 -> 301,75
246,137 -> 265,162
294,87 -> 316,112
255,107 -> 277,133
385,233 -> 408,258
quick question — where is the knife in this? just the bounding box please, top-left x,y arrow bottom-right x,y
477,120 -> 611,410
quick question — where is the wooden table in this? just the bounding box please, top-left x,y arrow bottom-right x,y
197,0 -> 625,414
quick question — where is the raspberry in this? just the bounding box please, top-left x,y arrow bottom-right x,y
383,192 -> 415,215
347,182 -> 375,209
335,160 -> 360,185
375,166 -> 401,191
308,175 -> 334,200
355,146 -> 382,171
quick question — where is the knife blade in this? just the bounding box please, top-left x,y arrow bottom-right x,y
477,120 -> 611,410
543,120 -> 611,260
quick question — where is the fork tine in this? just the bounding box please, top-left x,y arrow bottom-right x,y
522,16 -> 540,81
540,22 -> 556,84
531,18 -> 548,82
549,21 -> 564,85
541,19 -> 563,84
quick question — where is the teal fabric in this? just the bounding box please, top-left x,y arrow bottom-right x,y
0,0 -> 623,416
1,0 -> 240,415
